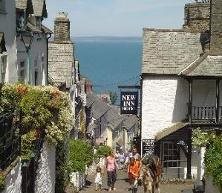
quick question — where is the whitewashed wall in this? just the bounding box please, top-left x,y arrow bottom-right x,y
16,34 -> 48,86
2,160 -> 22,193
35,141 -> 55,193
142,77 -> 219,139
141,76 -> 189,139
0,0 -> 18,83
30,34 -> 48,86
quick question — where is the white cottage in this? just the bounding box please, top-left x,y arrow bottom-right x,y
0,0 -> 18,83
16,0 -> 52,86
141,0 -> 222,180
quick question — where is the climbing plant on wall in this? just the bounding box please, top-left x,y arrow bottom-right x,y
1,84 -> 73,161
192,128 -> 222,191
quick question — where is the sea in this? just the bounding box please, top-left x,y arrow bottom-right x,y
73,36 -> 142,99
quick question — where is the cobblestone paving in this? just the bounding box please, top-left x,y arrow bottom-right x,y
80,170 -> 193,193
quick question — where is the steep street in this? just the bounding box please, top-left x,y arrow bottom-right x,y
80,170 -> 193,193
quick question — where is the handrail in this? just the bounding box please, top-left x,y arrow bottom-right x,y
191,106 -> 216,121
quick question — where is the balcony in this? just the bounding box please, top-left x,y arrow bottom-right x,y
190,106 -> 222,124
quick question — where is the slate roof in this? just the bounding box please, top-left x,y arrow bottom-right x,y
105,108 -> 124,129
142,28 -> 202,75
179,54 -> 222,77
86,93 -> 139,130
122,115 -> 139,132
16,0 -> 33,13
41,25 -> 53,34
0,32 -> 6,53
91,100 -> 111,120
86,93 -> 97,108
86,94 -> 111,119
155,122 -> 188,141
26,22 -> 52,34
86,93 -> 125,129
32,0 -> 47,17
27,22 -> 42,33
15,0 -> 28,10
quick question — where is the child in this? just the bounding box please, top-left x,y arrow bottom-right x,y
128,156 -> 141,193
95,166 -> 103,191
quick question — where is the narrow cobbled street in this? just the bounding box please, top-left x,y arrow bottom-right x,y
80,170 -> 193,193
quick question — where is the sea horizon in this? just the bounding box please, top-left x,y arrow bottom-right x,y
74,36 -> 142,100
73,36 -> 142,43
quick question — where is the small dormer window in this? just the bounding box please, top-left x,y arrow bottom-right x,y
16,12 -> 26,31
0,0 -> 6,13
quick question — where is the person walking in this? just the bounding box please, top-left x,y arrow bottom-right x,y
106,151 -> 118,191
127,155 -> 141,193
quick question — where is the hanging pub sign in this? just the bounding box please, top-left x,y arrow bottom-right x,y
120,91 -> 138,115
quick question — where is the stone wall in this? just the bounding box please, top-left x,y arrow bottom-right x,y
48,42 -> 74,87
54,12 -> 70,43
2,160 -> 22,193
210,0 -> 222,55
35,141 -> 56,193
183,2 -> 210,33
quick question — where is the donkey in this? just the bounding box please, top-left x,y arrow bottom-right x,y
140,155 -> 162,193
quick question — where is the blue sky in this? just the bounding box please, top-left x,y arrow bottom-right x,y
44,0 -> 191,37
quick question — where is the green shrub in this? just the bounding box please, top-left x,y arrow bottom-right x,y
69,139 -> 93,172
205,136 -> 222,191
96,145 -> 112,158
192,129 -> 222,191
0,172 -> 5,191
55,140 -> 70,193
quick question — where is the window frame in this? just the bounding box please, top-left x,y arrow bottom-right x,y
162,141 -> 180,168
18,61 -> 26,83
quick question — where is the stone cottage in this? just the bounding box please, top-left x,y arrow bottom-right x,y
48,13 -> 87,138
141,0 -> 222,180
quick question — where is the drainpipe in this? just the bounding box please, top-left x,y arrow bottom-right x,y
46,33 -> 52,85
139,75 -> 143,156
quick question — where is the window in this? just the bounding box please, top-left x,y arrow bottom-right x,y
18,61 -> 26,82
34,70 -> 38,85
163,141 -> 180,167
0,0 -> 6,13
0,55 -> 7,83
16,12 -> 25,31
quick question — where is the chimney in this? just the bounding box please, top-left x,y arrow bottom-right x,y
54,12 -> 70,42
210,0 -> 222,55
183,1 -> 210,33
